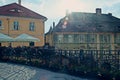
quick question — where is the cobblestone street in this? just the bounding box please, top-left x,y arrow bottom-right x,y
0,63 -> 36,80
0,63 -> 88,80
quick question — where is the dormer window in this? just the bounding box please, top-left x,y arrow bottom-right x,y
9,8 -> 23,13
98,25 -> 102,28
18,9 -> 23,12
96,25 -> 103,29
9,9 -> 15,12
78,25 -> 81,27
77,24 -> 81,27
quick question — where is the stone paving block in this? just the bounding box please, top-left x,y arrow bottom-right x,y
0,63 -> 87,80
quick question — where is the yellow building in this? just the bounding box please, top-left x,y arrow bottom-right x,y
46,8 -> 120,50
0,3 -> 47,47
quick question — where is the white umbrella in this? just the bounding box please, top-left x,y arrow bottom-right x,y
14,34 -> 40,42
0,33 -> 14,42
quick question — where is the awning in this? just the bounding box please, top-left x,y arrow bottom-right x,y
0,33 -> 14,42
14,34 -> 40,42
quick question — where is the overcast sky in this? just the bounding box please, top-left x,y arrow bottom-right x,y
0,0 -> 120,32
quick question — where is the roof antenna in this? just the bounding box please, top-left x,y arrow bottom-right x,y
18,0 -> 21,5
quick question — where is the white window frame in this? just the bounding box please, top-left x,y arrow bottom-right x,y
29,22 -> 35,31
13,21 -> 19,30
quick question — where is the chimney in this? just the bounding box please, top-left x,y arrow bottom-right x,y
18,0 -> 21,5
96,8 -> 102,15
53,22 -> 55,28
108,13 -> 112,16
66,9 -> 69,16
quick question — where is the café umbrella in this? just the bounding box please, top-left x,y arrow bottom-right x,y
0,33 -> 14,42
14,34 -> 40,42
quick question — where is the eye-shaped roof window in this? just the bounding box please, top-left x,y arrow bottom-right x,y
9,8 -> 23,13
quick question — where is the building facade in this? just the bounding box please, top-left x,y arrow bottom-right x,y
46,8 -> 120,50
0,3 -> 47,47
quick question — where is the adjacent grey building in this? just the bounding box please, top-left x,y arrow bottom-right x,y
45,8 -> 120,50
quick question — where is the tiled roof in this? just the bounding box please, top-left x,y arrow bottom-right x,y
53,12 -> 120,32
0,3 -> 47,21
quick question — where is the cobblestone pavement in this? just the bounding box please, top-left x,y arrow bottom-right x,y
0,63 -> 36,80
0,63 -> 88,80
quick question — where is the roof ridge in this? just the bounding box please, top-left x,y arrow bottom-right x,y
53,11 -> 120,32
71,12 -> 111,15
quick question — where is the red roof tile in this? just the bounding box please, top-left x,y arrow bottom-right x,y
0,3 -> 47,21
